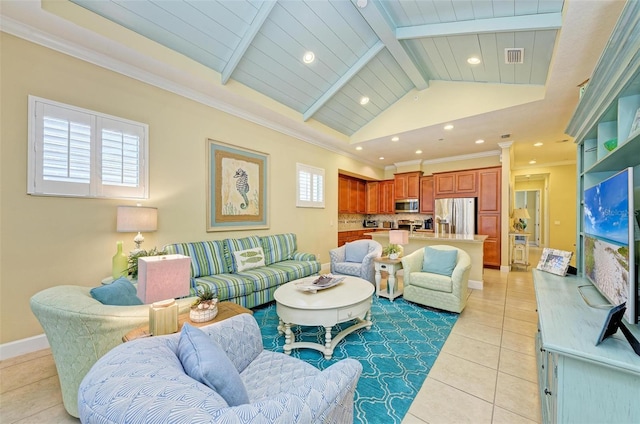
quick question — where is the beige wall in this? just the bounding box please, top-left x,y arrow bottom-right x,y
0,34 -> 375,344
512,164 -> 578,264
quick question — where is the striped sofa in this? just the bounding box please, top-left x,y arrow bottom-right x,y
165,233 -> 320,308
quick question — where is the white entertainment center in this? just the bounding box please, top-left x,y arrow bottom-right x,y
535,2 -> 640,423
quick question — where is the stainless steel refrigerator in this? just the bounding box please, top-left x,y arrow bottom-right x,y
434,197 -> 476,235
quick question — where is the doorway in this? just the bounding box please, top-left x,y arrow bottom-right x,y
515,190 -> 541,246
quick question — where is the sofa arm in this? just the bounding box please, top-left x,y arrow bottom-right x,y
292,251 -> 316,261
197,313 -> 263,373
216,358 -> 363,423
400,249 -> 424,286
329,246 -> 346,273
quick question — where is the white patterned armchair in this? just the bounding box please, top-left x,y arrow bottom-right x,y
78,313 -> 362,424
329,239 -> 382,283
401,245 -> 471,313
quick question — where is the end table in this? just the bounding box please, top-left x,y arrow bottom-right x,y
373,257 -> 403,302
122,301 -> 251,342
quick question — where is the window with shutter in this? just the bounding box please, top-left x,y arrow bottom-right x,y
296,163 -> 324,208
28,96 -> 148,199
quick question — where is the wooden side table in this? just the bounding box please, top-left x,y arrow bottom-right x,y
122,301 -> 252,342
373,257 -> 403,302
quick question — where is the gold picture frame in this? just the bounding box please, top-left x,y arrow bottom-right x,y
207,139 -> 269,232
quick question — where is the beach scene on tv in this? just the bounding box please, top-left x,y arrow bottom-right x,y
583,170 -> 631,308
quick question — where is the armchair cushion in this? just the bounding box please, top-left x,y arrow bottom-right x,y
89,278 -> 142,306
345,241 -> 369,263
422,247 -> 458,276
408,272 -> 453,293
178,323 -> 249,406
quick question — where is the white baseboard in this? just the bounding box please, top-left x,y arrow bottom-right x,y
0,334 -> 50,361
468,279 -> 483,290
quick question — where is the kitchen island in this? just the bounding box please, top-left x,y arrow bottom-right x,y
367,230 -> 487,289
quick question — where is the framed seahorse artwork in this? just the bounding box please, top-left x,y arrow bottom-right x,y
207,139 -> 269,231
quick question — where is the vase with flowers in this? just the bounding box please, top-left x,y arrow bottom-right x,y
382,244 -> 403,260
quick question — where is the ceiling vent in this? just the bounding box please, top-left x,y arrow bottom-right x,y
505,48 -> 524,64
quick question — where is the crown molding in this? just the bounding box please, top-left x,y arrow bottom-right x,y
511,159 -> 576,171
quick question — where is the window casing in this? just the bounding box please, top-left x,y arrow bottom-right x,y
296,163 -> 325,208
28,96 -> 149,199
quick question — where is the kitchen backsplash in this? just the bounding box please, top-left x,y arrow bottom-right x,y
338,213 -> 433,231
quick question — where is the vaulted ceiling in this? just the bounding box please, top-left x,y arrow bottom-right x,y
1,0 -> 626,169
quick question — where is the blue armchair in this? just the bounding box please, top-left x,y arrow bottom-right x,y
329,239 -> 382,283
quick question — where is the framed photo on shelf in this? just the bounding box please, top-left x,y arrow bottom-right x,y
630,107 -> 640,137
537,248 -> 573,276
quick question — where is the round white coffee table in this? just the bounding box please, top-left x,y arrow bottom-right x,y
274,275 -> 374,359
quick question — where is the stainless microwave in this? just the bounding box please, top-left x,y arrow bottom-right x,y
395,198 -> 419,213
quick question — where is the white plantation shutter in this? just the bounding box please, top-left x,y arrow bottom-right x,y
28,96 -> 148,199
296,163 -> 324,208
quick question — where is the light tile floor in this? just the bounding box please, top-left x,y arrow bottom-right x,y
403,247 -> 542,424
0,248 -> 542,424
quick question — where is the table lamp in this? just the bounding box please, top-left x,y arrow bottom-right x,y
511,208 -> 530,232
388,230 -> 409,259
117,205 -> 158,251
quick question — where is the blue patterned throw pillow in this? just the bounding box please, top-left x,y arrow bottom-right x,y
422,247 -> 458,276
177,323 -> 249,406
90,277 -> 142,306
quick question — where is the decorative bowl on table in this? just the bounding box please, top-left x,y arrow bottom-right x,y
189,299 -> 218,323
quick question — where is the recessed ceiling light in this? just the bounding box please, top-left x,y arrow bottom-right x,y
529,159 -> 537,164
444,124 -> 454,130
379,156 -> 384,160
360,96 -> 370,105
416,150 -> 422,154
475,139 -> 485,144
356,146 -> 363,151
391,136 -> 399,142
534,142 -> 543,147
302,51 -> 315,64
467,56 -> 481,65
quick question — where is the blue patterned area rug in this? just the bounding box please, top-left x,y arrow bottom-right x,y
252,296 -> 458,423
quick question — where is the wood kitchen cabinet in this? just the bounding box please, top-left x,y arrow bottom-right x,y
338,175 -> 366,214
337,230 -> 373,247
477,167 -> 501,267
338,175 -> 350,213
394,171 -> 422,199
434,170 -> 477,197
419,176 -> 434,213
366,181 -> 379,214
379,180 -> 395,213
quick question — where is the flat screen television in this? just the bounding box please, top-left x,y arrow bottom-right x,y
583,167 -> 636,324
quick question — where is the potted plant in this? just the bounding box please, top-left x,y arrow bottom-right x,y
382,244 -> 402,260
189,287 -> 219,323
127,247 -> 167,279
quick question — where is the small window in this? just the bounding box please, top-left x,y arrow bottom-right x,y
28,96 -> 149,199
296,163 -> 324,208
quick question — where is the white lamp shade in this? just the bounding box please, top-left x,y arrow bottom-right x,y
511,208 -> 531,220
389,230 -> 409,245
117,206 -> 158,232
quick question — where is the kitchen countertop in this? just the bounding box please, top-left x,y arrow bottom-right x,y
366,230 -> 487,243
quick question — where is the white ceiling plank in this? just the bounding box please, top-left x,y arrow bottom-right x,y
221,0 -> 275,84
303,41 -> 385,121
478,33 -> 501,83
355,0 -> 429,90
397,13 -> 562,39
530,30 -> 557,85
